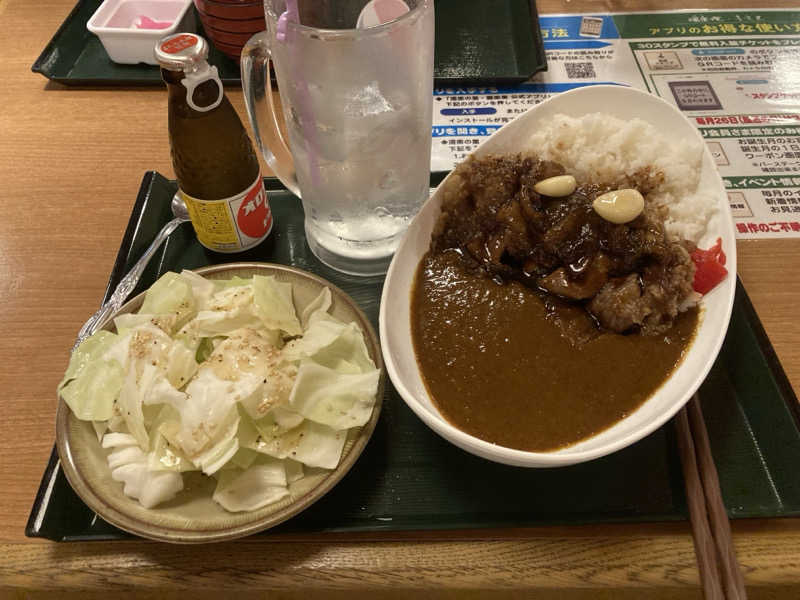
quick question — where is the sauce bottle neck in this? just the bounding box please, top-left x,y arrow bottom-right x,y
162,61 -> 223,113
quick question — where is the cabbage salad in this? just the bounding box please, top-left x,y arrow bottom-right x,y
59,270 -> 380,512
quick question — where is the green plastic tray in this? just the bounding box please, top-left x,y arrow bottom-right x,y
26,172 -> 800,541
32,0 -> 547,86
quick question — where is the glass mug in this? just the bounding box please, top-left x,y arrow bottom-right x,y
241,0 -> 435,276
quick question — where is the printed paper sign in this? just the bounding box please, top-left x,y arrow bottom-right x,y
431,9 -> 800,238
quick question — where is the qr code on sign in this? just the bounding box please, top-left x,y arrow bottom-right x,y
565,62 -> 596,79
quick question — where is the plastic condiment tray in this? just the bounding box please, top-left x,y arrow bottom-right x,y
32,0 -> 547,87
26,172 -> 800,541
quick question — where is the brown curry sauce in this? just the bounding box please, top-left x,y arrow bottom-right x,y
411,250 -> 698,453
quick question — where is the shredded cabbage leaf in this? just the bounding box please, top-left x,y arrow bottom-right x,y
194,285 -> 263,336
59,330 -> 124,421
252,275 -> 302,336
290,361 -> 380,429
213,458 -> 290,512
300,288 -> 332,328
102,432 -> 184,508
62,271 -> 379,513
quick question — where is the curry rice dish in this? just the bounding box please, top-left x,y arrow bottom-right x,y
411,150 -> 708,452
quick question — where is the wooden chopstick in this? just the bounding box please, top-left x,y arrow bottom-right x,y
675,394 -> 748,600
675,405 -> 725,599
687,396 -> 748,599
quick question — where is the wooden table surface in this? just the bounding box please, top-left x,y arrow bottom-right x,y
2,0 -> 799,597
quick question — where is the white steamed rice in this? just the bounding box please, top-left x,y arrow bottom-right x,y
526,113 -> 716,244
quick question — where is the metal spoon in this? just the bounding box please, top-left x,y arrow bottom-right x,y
73,194 -> 191,350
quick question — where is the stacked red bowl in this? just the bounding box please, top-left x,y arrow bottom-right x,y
193,0 -> 265,60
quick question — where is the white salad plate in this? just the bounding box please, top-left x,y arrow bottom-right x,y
56,262 -> 384,543
380,84 -> 736,468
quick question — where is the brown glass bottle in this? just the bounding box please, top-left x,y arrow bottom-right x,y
162,67 -> 261,200
156,33 -> 272,253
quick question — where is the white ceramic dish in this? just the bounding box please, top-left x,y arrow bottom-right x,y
380,84 -> 736,468
57,263 -> 384,543
87,0 -> 193,65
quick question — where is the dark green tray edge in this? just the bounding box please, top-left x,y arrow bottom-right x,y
31,0 -> 547,87
25,171 -> 800,541
31,0 -> 86,81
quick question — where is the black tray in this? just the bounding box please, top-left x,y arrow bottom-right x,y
32,0 -> 546,87
27,172 -> 800,541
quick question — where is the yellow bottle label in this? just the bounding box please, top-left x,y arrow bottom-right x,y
181,175 -> 273,253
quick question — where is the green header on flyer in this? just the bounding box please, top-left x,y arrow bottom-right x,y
701,125 -> 800,139
614,11 -> 800,38
724,175 -> 800,190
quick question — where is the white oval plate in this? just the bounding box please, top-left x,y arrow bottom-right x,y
380,85 -> 736,468
57,263 -> 384,542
